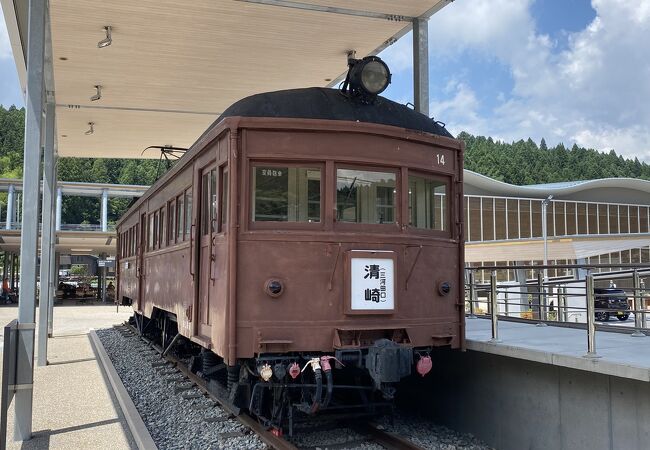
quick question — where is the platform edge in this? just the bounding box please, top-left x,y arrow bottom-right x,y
89,329 -> 158,450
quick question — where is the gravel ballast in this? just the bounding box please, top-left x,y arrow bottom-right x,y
96,327 -> 264,450
98,327 -> 491,450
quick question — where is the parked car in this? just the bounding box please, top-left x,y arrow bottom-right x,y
594,288 -> 630,321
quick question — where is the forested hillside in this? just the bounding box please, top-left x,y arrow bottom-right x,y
459,132 -> 650,185
2,105 -> 650,224
1,105 -> 161,224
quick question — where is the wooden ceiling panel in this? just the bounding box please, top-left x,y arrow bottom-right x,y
45,0 -> 449,157
56,107 -> 215,158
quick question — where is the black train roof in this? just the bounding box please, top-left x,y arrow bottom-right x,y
215,87 -> 453,138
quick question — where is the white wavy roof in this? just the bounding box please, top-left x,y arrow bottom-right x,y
464,169 -> 650,200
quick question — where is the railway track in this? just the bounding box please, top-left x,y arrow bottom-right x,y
108,323 -> 425,450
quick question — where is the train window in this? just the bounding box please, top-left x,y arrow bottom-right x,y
408,175 -> 447,231
148,213 -> 155,251
169,200 -> 176,245
159,208 -> 166,248
220,167 -> 228,231
210,169 -> 218,232
250,166 -> 321,222
201,170 -> 218,236
153,211 -> 159,250
336,168 -> 396,224
184,188 -> 193,238
176,194 -> 184,241
201,173 -> 210,236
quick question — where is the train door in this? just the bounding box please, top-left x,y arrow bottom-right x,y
195,163 -> 218,339
137,212 -> 147,313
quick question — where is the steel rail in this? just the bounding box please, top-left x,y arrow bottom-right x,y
354,422 -> 426,450
122,323 -> 298,450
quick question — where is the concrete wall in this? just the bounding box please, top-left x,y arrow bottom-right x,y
401,350 -> 650,450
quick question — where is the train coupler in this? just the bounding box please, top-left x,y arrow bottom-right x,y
366,338 -> 413,398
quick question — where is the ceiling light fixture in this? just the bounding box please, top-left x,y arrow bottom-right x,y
84,122 -> 95,135
97,26 -> 112,48
90,85 -> 102,101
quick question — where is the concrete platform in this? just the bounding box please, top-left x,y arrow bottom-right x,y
0,304 -> 136,449
466,317 -> 650,382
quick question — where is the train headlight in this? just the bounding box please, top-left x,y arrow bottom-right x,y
344,56 -> 391,100
265,279 -> 284,298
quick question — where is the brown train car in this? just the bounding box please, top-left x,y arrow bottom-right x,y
116,57 -> 464,431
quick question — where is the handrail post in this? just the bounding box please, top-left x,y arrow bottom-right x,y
489,270 -> 500,342
536,270 -> 547,326
584,272 -> 601,358
632,270 -> 645,337
641,279 -> 647,329
468,270 -> 476,319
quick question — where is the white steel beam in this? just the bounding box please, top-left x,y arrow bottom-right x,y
101,190 -> 109,232
37,102 -> 55,367
55,187 -> 62,231
234,0 -> 414,21
5,184 -> 15,229
15,0 -> 46,441
48,160 -> 58,338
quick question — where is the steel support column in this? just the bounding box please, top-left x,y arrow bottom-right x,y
10,253 -> 17,291
15,0 -> 47,440
5,184 -> 15,230
101,189 -> 109,232
48,161 -> 58,338
413,16 -> 429,116
55,187 -> 62,231
37,103 -> 55,367
2,252 -> 7,281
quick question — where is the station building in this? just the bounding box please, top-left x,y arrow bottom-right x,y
462,170 -> 650,281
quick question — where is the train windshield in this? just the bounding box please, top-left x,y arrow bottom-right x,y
336,168 -> 396,224
408,175 -> 447,231
251,166 -> 321,222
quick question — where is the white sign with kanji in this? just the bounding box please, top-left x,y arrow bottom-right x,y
350,257 -> 394,310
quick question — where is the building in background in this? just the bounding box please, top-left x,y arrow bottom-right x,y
463,171 -> 650,282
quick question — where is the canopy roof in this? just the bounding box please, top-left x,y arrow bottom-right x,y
464,170 -> 650,205
2,0 -> 451,158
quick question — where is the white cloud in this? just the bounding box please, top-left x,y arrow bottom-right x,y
388,0 -> 650,162
0,4 -> 13,60
429,80 -> 490,136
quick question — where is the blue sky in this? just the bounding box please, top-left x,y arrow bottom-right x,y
2,0 -> 650,161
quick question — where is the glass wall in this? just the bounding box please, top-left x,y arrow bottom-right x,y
468,245 -> 650,282
465,195 -> 650,242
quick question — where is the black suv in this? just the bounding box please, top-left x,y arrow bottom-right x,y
594,288 -> 630,322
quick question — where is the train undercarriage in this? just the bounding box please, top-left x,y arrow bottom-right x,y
131,309 -> 435,436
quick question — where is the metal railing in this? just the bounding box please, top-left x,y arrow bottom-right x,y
0,222 -> 21,230
0,222 -> 115,232
465,264 -> 650,358
59,223 -> 115,232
